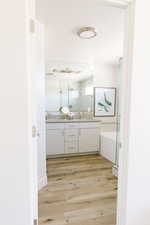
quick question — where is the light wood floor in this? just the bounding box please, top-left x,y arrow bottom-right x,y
39,155 -> 117,225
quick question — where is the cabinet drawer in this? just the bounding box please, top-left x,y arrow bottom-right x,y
65,142 -> 78,153
65,123 -> 79,129
79,122 -> 100,129
65,128 -> 78,135
46,123 -> 65,130
65,136 -> 78,143
65,129 -> 78,142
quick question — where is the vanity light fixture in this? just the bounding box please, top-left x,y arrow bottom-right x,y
46,68 -> 81,77
77,27 -> 97,39
52,68 -> 81,74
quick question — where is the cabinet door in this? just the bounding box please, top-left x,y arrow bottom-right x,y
79,128 -> 100,153
46,129 -> 65,155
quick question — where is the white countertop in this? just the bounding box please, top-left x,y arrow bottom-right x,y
46,119 -> 101,123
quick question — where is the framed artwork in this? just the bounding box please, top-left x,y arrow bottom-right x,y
94,87 -> 116,117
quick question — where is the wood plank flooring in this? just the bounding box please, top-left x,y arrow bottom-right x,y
38,155 -> 117,225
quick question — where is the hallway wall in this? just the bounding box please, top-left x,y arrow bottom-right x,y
0,0 -> 35,225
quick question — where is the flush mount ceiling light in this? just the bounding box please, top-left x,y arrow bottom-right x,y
77,27 -> 97,39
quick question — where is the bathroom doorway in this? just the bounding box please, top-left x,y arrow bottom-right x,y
34,0 -> 131,224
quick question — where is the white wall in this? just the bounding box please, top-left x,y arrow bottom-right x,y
94,62 -> 118,87
94,62 -> 118,123
0,0 -> 35,225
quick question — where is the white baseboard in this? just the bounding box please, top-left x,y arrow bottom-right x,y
47,151 -> 99,159
38,175 -> 47,191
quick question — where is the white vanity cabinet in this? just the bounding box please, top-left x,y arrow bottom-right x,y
46,121 -> 101,156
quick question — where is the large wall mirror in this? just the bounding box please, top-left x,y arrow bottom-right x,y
45,61 -> 94,117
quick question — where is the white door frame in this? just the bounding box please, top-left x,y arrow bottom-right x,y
114,1 -> 135,225
98,1 -> 135,225
32,1 -> 135,225
92,1 -> 135,225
